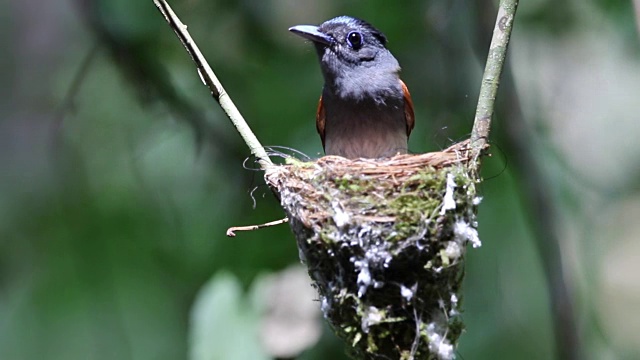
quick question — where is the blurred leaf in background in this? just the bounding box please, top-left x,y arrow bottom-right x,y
1,0 -> 639,359
190,271 -> 267,360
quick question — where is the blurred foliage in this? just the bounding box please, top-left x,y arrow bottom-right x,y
190,272 -> 267,360
1,0 -> 639,359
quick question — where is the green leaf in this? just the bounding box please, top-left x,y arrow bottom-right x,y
189,272 -> 269,360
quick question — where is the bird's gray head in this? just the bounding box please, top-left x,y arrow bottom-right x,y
289,16 -> 402,101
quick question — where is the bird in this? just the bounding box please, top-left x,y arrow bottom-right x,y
289,16 -> 414,159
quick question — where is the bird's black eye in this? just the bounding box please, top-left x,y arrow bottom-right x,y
346,31 -> 363,49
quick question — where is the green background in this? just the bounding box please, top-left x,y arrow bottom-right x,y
2,0 -> 639,359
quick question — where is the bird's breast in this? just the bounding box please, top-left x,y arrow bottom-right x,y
323,98 -> 408,159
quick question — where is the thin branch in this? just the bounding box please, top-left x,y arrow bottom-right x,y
226,217 -> 289,237
470,0 -> 519,167
152,0 -> 272,169
472,1 -> 582,358
52,42 -> 100,144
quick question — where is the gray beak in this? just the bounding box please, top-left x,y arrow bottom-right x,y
288,25 -> 333,45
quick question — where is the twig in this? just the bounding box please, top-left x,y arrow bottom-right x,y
226,218 -> 289,237
52,42 -> 100,145
470,0 -> 519,168
152,0 -> 273,169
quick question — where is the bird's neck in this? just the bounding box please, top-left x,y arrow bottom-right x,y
323,69 -> 403,104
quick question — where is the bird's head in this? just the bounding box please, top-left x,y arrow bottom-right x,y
289,16 -> 401,100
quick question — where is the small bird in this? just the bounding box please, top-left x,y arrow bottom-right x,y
289,16 -> 414,159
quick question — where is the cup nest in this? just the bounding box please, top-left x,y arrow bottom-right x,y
265,140 -> 484,360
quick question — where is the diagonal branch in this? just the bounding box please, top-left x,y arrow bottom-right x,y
470,0 -> 519,170
152,0 -> 272,169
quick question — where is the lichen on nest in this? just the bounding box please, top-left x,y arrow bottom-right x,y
265,140 -> 484,360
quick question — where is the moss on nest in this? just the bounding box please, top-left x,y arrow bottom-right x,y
265,140 -> 483,360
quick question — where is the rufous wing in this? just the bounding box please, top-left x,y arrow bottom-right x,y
400,80 -> 415,136
316,96 -> 326,149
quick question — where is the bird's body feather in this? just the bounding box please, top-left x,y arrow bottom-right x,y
316,80 -> 414,158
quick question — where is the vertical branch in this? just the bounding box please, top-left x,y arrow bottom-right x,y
470,0 -> 519,169
152,0 -> 272,168
472,1 -> 583,358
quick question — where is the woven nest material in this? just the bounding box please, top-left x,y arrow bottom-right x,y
265,140 -> 484,360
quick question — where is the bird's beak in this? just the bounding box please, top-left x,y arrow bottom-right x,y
288,25 -> 333,45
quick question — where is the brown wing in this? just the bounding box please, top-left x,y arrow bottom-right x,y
316,95 -> 326,149
400,80 -> 415,136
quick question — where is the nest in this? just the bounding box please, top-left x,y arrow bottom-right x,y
265,140 -> 484,360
